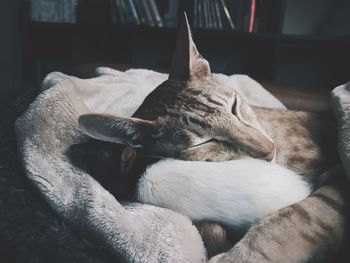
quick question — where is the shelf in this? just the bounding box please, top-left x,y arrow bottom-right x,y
26,20 -> 350,90
29,21 -> 349,43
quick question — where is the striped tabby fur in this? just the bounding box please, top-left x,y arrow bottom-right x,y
79,14 -> 349,262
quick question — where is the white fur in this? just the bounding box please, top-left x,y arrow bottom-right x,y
137,159 -> 312,230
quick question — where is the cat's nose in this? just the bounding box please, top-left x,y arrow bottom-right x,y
263,147 -> 276,161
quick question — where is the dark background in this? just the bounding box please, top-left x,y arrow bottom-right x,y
0,1 -> 349,262
0,0 -> 22,103
1,0 -> 350,107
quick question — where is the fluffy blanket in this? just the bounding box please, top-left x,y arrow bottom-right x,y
14,67 -> 349,262
331,82 -> 350,179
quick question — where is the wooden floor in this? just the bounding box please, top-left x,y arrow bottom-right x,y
263,82 -> 331,112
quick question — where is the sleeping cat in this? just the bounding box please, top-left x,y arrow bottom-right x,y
78,13 -> 348,263
69,141 -> 312,231
68,139 -> 323,260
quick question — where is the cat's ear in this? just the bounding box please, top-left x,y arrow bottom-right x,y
78,114 -> 155,148
169,12 -> 211,81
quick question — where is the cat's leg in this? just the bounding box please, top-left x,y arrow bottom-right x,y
197,222 -> 236,258
209,182 -> 348,263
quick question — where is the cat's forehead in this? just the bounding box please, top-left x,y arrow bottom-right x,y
134,77 -> 235,123
163,77 -> 235,97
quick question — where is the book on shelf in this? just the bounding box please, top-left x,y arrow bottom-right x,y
122,0 -> 140,25
248,0 -> 256,33
149,0 -> 164,27
113,0 -> 172,28
220,0 -> 235,30
162,0 -> 178,28
29,0 -> 269,33
144,0 -> 156,27
214,0 -> 223,30
114,0 -> 126,24
193,0 -> 266,33
29,0 -> 79,23
194,0 -> 235,30
133,0 -> 146,25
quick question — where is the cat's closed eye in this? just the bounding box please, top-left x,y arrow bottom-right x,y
189,138 -> 225,149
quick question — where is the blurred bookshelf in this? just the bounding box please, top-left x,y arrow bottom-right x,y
23,0 -> 350,91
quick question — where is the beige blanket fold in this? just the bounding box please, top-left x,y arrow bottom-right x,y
331,81 -> 350,180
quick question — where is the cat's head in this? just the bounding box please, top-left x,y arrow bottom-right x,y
79,13 -> 275,162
